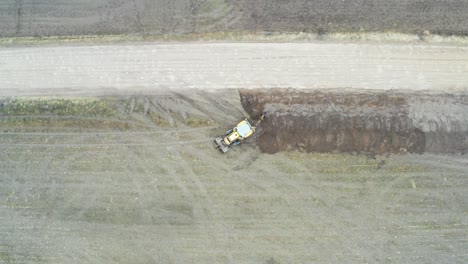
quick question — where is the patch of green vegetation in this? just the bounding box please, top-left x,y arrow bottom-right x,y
133,101 -> 146,114
318,164 -> 377,175
420,222 -> 443,229
0,97 -> 166,131
185,116 -> 213,127
148,111 -> 171,127
181,151 -> 200,162
286,152 -> 381,174
0,117 -> 133,131
274,161 -> 301,174
192,165 -> 211,175
0,251 -> 15,263
195,143 -> 209,150
176,133 -> 194,141
0,97 -> 115,117
284,152 -> 429,177
200,0 -> 227,13
383,164 -> 428,173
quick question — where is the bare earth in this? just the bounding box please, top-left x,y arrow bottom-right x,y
1,42 -> 468,96
0,42 -> 467,263
1,0 -> 467,263
0,92 -> 467,263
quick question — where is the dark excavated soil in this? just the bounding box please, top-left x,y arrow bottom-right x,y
240,89 -> 468,155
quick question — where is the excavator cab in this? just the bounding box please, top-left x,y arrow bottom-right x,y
223,119 -> 255,146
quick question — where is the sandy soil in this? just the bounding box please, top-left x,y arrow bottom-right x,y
1,0 -> 468,37
0,42 -> 467,96
0,91 -> 467,263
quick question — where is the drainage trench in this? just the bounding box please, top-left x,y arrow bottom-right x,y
240,89 -> 468,154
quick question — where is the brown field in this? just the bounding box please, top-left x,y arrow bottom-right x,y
1,0 -> 468,38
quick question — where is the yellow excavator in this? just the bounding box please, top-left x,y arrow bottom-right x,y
214,113 -> 266,153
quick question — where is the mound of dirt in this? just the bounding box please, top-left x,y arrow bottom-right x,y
240,89 -> 468,154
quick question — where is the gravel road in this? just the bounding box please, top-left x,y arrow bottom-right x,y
1,42 -> 467,96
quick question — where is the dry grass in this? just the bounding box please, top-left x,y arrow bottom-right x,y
1,31 -> 468,47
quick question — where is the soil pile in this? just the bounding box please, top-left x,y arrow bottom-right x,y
240,89 -> 468,154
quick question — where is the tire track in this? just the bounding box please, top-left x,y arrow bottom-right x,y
126,147 -> 153,225
176,144 -> 235,263
0,126 -> 217,136
0,138 -> 214,147
14,0 -> 23,34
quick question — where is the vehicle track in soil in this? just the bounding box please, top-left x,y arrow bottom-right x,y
0,92 -> 467,263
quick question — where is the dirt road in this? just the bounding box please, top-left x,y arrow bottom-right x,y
1,42 -> 467,96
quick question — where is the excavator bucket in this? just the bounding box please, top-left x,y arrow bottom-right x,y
214,137 -> 229,153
